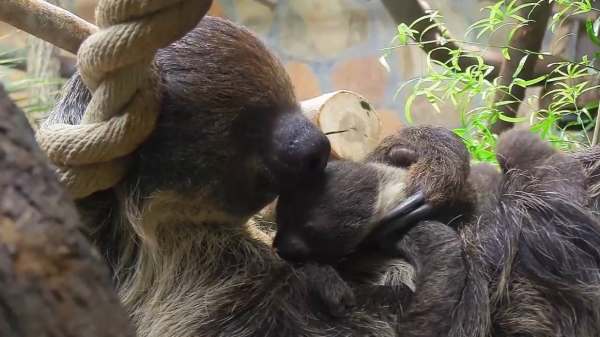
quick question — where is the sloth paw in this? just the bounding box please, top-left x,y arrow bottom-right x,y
300,263 -> 356,318
366,191 -> 434,256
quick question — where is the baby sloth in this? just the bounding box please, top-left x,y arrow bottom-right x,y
274,161 -> 467,337
273,125 -> 492,265
273,126 -> 473,336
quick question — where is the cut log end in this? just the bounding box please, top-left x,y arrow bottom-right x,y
300,90 -> 381,162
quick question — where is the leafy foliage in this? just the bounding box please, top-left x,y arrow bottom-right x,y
381,0 -> 600,165
0,34 -> 66,127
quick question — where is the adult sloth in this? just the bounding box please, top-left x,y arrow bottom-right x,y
41,16 -> 411,337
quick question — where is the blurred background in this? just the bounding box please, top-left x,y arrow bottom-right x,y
0,0 -> 597,138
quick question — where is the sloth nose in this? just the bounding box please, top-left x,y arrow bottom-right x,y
273,235 -> 310,264
273,112 -> 331,178
285,135 -> 330,175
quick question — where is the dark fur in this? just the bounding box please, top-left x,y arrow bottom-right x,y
274,153 -> 468,335
376,128 -> 600,336
365,126 -> 503,227
41,16 -> 404,337
364,125 -> 472,210
567,146 -> 600,209
455,128 -> 600,336
355,221 -> 467,337
275,125 -> 600,336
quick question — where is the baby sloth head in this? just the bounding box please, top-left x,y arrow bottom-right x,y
273,160 -> 408,264
273,125 -> 473,265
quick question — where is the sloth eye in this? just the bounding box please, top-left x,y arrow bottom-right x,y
387,146 -> 419,168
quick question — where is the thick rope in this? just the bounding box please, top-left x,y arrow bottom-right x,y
35,0 -> 212,199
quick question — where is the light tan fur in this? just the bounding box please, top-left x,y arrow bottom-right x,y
373,163 -> 410,222
106,184 -> 277,337
101,182 -> 397,337
367,163 -> 416,290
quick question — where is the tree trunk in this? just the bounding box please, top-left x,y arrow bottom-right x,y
26,0 -> 64,130
0,82 -> 136,337
381,0 -> 562,84
489,0 -> 552,135
539,1 -> 600,141
0,50 -> 77,79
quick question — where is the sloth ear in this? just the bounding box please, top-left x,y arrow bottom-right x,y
387,146 -> 419,169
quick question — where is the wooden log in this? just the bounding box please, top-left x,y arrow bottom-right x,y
301,90 -> 382,162
0,82 -> 135,337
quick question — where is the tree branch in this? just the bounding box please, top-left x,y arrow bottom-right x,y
0,82 -> 135,336
380,0 -> 564,85
0,0 -> 97,55
253,0 -> 277,11
489,0 -> 552,135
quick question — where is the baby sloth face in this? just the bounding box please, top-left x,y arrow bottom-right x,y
273,160 -> 412,264
273,125 -> 473,265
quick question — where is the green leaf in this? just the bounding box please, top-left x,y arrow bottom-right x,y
502,47 -> 511,60
489,2 -> 505,20
450,90 -> 458,106
397,23 -> 411,45
0,57 -> 25,66
482,64 -> 495,78
394,78 -> 420,102
513,54 -> 529,78
507,26 -> 518,44
498,114 -> 527,123
466,18 -> 491,36
585,17 -> 600,47
513,74 -> 547,87
594,17 -> 600,38
405,94 -> 416,124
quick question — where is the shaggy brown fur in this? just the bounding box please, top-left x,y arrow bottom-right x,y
364,125 -> 472,210
40,16 -> 407,337
274,125 -> 600,336
365,125 -> 503,227
274,162 -> 467,335
455,128 -> 600,336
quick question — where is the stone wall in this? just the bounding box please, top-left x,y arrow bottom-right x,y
197,0 -> 507,133
0,0 -> 577,135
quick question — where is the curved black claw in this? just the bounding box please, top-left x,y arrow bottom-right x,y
380,191 -> 428,225
361,191 -> 434,254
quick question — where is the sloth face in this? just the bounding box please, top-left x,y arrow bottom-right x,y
273,160 -> 414,264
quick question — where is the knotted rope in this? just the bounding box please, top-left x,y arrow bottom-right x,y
35,0 -> 212,199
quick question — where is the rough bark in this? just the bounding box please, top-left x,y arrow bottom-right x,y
489,0 -> 552,135
381,0 -> 562,85
0,82 -> 135,337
